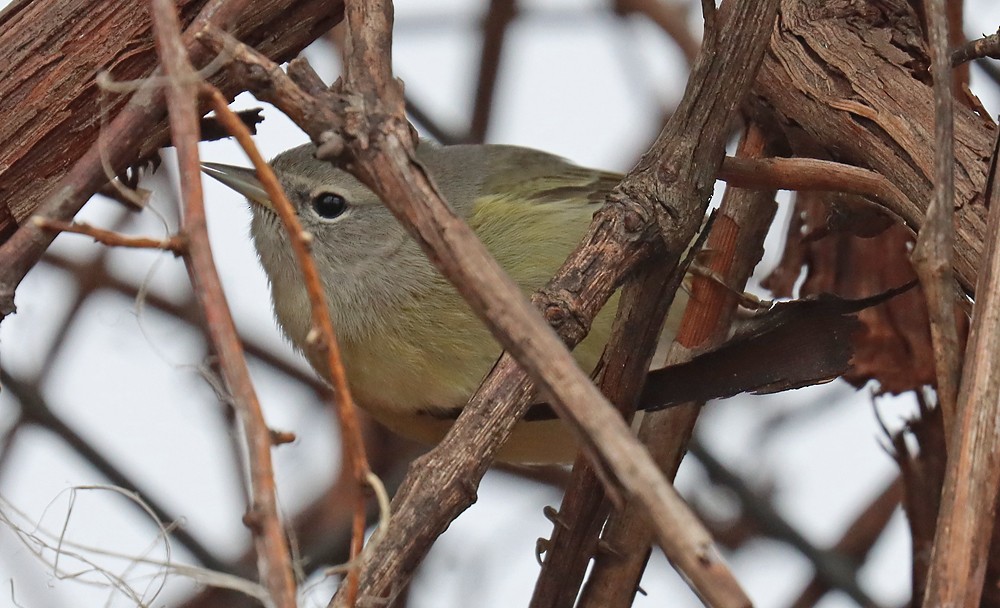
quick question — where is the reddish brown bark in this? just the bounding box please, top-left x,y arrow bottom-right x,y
0,0 -> 343,241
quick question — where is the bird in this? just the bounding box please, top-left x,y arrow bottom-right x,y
202,141 -> 687,463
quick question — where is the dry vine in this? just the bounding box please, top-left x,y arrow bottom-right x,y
2,0 -> 1000,606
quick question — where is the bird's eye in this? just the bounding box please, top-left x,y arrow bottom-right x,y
311,192 -> 348,219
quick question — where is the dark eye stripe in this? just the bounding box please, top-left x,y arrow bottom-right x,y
312,192 -> 348,219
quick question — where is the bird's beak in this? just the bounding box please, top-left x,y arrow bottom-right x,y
201,162 -> 273,210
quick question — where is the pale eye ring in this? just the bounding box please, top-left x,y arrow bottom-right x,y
311,192 -> 348,219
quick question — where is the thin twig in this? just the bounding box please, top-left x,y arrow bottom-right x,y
148,1 -> 297,606
469,0 -> 516,143
951,27 -> 1000,66
921,93 -> 1000,608
202,85 -> 375,604
0,367 -> 231,574
791,478 -> 902,608
32,217 -> 185,254
613,0 -> 699,65
718,156 -> 912,229
688,441 -> 881,608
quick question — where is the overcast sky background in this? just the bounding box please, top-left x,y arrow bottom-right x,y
2,1 -> 1000,607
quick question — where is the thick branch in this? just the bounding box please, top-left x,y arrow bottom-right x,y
529,246 -> 688,608
910,0 -> 961,439
581,123 -> 776,607
0,0 -> 343,318
750,0 -> 992,295
922,103 -> 1000,608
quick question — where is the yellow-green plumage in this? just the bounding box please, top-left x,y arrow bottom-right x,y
468,190 -> 620,374
204,141 -> 678,463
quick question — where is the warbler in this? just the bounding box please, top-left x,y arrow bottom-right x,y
203,142 -> 687,463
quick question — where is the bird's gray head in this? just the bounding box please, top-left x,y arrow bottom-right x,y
257,144 -> 413,278
201,143 -> 436,341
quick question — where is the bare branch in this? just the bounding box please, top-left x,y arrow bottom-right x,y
791,478 -> 902,608
921,92 -> 1000,608
952,27 -> 1000,66
32,218 -> 185,254
469,0 -> 516,143
0,0 -> 343,320
149,0 -> 296,605
529,244 -> 689,608
202,86 -> 375,603
0,367 -> 231,574
580,123 -> 776,607
910,0 -> 961,442
718,156 -> 911,229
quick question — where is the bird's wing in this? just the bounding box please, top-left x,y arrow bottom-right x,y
515,166 -> 623,206
468,145 -> 624,208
